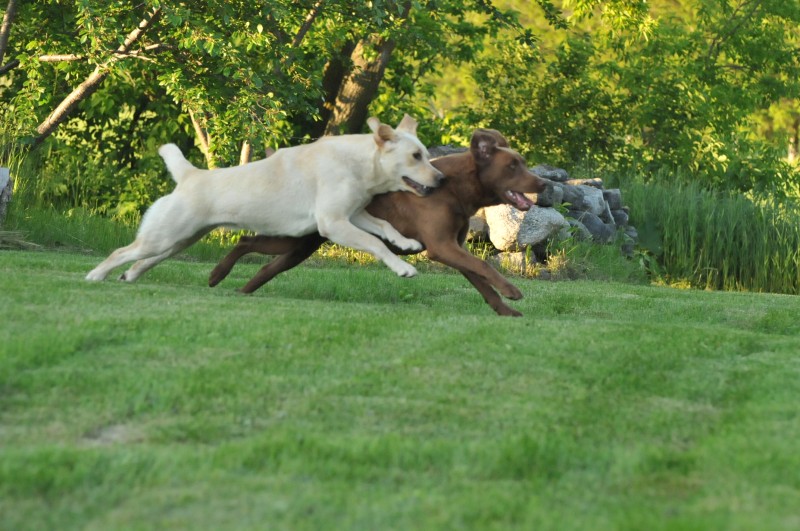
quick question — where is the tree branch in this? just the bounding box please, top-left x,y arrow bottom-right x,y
39,54 -> 84,62
188,108 -> 213,168
292,0 -> 324,48
38,44 -> 171,64
33,7 -> 162,145
0,0 -> 18,67
0,56 -> 17,75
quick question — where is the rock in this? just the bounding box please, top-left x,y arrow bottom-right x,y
603,188 -> 623,210
429,145 -> 467,158
599,200 -> 615,224
0,168 -> 12,228
517,207 -> 570,247
530,164 -> 570,182
611,209 -> 629,227
565,178 -> 603,188
568,210 -> 616,243
562,184 -> 607,217
567,218 -> 593,241
467,214 -> 489,241
484,204 -> 526,251
484,205 -> 569,251
526,179 -> 563,207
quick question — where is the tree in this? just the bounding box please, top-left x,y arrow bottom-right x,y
458,0 -> 800,192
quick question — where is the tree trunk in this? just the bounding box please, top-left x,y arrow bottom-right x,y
789,117 -> 800,163
188,108 -> 214,168
323,36 -> 397,136
33,7 -> 161,146
322,1 -> 411,136
0,167 -> 12,227
0,0 -> 17,69
239,141 -> 252,165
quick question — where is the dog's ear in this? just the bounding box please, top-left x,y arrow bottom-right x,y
477,128 -> 509,148
471,129 -> 502,166
368,117 -> 397,146
395,114 -> 418,135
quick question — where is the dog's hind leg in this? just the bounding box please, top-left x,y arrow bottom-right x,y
85,239 -> 150,281
120,229 -> 208,282
85,195 -> 205,281
239,234 -> 327,293
209,235 -> 315,287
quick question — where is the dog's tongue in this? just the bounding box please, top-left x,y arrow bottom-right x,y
505,190 -> 535,210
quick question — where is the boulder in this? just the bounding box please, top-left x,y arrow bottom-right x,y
530,164 -> 570,182
429,145 -> 467,158
562,184 -> 608,217
567,218 -> 593,241
484,204 -> 569,251
565,178 -> 603,188
603,188 -> 623,210
484,204 -> 526,251
568,210 -> 616,243
526,179 -> 563,207
0,168 -> 12,227
611,209 -> 629,227
518,207 -> 570,247
467,213 -> 489,242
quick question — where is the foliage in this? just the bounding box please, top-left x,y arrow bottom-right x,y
3,250 -> 800,529
1,0 -> 528,214
456,0 -> 800,193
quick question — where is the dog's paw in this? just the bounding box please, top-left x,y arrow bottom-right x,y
500,283 -> 523,300
392,261 -> 418,278
85,270 -> 105,281
208,266 -> 228,287
496,305 -> 523,317
395,236 -> 423,252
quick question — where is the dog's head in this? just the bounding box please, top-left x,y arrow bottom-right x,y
470,128 -> 548,211
368,115 -> 444,197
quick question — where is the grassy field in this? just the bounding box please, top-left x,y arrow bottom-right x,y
2,249 -> 800,530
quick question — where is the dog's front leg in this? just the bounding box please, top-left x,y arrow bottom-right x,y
350,210 -> 422,252
319,218 -> 417,277
460,270 -> 523,317
425,239 -> 523,301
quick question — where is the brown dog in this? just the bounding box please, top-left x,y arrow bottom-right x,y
209,129 -> 548,316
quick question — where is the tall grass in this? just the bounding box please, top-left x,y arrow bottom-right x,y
625,179 -> 800,294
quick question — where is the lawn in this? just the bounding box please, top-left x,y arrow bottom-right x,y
2,249 -> 799,530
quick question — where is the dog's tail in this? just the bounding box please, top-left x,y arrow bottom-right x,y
159,144 -> 196,184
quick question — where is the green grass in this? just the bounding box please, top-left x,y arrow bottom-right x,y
2,249 -> 800,530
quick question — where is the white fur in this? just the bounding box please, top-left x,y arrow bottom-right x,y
86,115 -> 442,282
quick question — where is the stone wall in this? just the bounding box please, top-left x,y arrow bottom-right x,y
0,167 -> 12,228
468,163 -> 638,262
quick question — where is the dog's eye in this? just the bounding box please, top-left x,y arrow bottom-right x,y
509,161 -> 517,169
413,152 -> 422,161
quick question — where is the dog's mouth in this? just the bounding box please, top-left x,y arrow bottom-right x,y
504,190 -> 535,211
403,176 -> 434,197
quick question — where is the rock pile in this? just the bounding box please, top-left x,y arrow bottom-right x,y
428,146 -> 638,266
468,163 -> 638,262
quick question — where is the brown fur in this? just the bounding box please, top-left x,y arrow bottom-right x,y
209,129 -> 548,316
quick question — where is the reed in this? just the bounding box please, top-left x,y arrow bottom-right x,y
625,179 -> 800,294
